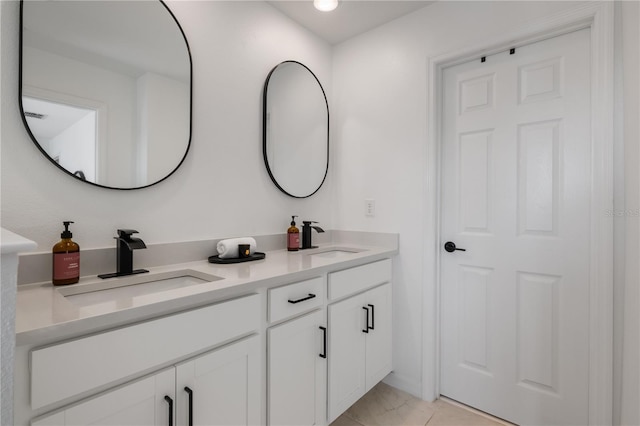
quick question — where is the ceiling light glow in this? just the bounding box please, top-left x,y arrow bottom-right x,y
313,0 -> 338,12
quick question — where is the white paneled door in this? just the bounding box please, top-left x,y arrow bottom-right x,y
440,29 -> 591,425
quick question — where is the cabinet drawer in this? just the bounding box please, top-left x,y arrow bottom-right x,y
31,293 -> 260,410
328,259 -> 391,301
268,277 -> 324,323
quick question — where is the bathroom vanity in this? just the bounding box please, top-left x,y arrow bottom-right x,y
13,233 -> 397,426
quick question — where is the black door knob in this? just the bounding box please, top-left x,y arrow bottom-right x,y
444,241 -> 466,253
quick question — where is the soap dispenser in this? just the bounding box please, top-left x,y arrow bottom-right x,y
287,216 -> 300,251
52,221 -> 80,285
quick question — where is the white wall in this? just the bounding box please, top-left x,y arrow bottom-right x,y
1,0 -> 334,250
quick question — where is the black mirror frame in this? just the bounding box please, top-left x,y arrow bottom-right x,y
18,0 -> 193,190
262,60 -> 329,199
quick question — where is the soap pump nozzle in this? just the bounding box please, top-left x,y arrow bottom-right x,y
61,221 -> 74,239
290,215 -> 298,226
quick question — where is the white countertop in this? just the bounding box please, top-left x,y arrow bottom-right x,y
16,242 -> 397,346
1,228 -> 37,255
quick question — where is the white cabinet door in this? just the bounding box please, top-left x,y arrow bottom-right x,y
32,368 -> 175,426
33,336 -> 261,426
364,283 -> 392,392
327,284 -> 393,423
175,335 -> 261,426
327,293 -> 367,423
268,310 -> 326,426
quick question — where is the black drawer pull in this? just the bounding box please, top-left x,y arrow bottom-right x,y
288,293 -> 316,304
319,326 -> 327,359
368,304 -> 375,330
164,395 -> 174,426
184,387 -> 193,426
362,307 -> 369,333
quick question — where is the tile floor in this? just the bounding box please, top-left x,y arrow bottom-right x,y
330,382 -> 513,426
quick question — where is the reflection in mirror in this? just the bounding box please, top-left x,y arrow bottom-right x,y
23,96 -> 98,182
263,61 -> 329,198
20,0 -> 192,189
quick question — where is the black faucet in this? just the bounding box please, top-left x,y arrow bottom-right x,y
98,229 -> 149,279
301,221 -> 325,250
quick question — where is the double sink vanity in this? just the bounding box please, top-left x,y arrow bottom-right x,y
15,0 -> 391,424
15,0 -> 390,423
13,232 -> 397,426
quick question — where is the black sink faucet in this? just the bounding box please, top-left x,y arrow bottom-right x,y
98,229 -> 149,279
301,221 -> 325,250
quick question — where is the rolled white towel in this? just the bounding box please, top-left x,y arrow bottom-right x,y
217,237 -> 257,259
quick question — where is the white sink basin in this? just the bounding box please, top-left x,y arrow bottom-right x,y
58,269 -> 223,309
305,248 -> 364,259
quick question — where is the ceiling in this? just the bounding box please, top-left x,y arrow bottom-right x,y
266,1 -> 435,45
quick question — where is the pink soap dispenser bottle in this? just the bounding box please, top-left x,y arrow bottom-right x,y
52,221 -> 80,285
287,216 -> 300,251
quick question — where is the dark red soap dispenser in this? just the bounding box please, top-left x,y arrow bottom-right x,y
52,221 -> 80,285
287,216 -> 300,251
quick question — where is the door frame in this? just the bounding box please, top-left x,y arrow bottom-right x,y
22,84 -> 108,183
422,3 -> 614,424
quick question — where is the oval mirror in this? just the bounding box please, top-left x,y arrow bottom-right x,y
263,61 -> 329,198
19,0 -> 192,190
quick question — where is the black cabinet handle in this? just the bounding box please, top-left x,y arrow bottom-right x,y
184,387 -> 193,426
319,326 -> 327,359
164,395 -> 174,426
367,304 -> 375,330
444,241 -> 466,252
362,307 -> 369,333
288,293 -> 316,304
